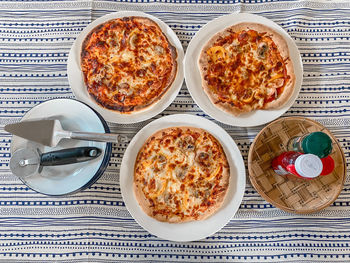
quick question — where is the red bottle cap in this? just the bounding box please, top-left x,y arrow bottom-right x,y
320,156 -> 335,175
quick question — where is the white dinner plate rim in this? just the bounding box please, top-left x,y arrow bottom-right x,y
9,98 -> 112,196
120,114 -> 246,242
67,11 -> 185,124
184,12 -> 303,127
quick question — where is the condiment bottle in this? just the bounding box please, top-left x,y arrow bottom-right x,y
271,151 -> 323,179
320,155 -> 335,175
287,131 -> 332,158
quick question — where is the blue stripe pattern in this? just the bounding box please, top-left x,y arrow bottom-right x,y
0,0 -> 349,261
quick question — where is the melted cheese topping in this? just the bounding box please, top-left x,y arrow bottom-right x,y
134,127 -> 230,222
81,17 -> 177,113
203,28 -> 290,110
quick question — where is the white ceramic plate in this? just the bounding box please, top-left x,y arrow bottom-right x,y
10,99 -> 112,196
67,11 -> 184,124
184,13 -> 303,127
120,114 -> 246,242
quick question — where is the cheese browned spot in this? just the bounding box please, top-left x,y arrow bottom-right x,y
81,16 -> 177,113
133,127 -> 230,223
199,22 -> 295,116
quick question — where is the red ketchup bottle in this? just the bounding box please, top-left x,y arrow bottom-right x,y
271,152 -> 323,179
320,155 -> 335,175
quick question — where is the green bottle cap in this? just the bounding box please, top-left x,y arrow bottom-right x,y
302,132 -> 332,158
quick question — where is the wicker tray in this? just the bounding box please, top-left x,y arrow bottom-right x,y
248,117 -> 346,214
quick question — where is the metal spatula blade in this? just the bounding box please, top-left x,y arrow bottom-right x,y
5,119 -> 128,147
5,120 -> 58,146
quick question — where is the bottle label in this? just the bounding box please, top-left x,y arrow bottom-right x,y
274,165 -> 289,175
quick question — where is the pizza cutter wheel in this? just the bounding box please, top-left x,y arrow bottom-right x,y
10,148 -> 41,179
10,147 -> 102,179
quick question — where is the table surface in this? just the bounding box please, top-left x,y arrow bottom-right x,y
0,0 -> 349,262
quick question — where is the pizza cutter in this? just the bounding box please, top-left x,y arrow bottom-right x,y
10,146 -> 101,179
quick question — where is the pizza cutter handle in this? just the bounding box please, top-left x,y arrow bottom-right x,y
40,147 -> 102,166
69,131 -> 128,144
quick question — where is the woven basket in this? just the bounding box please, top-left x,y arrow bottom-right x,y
248,117 -> 346,214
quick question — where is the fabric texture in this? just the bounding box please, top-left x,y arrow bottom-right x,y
0,0 -> 349,262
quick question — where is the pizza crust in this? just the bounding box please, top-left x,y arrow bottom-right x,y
198,22 -> 295,116
81,16 -> 178,114
133,127 -> 230,223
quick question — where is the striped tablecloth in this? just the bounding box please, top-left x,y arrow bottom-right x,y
1,0 -> 350,262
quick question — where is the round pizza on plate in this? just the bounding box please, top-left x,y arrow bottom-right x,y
198,22 -> 295,116
80,16 -> 177,113
133,127 -> 230,223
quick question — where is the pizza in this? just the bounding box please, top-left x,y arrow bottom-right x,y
80,16 -> 177,113
133,127 -> 230,223
199,22 -> 295,116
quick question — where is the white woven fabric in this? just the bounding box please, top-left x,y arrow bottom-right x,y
0,0 -> 349,262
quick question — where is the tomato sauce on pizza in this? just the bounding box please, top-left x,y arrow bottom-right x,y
199,23 -> 295,116
81,17 -> 177,113
133,127 -> 230,223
